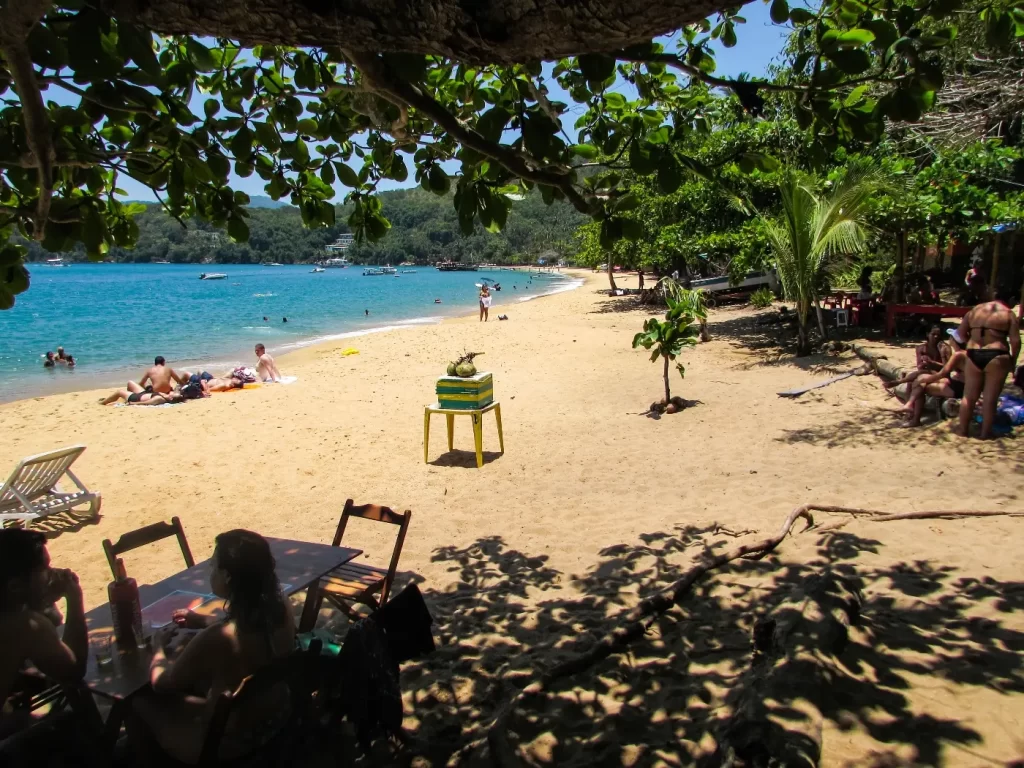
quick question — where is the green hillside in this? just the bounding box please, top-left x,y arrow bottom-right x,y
19,188 -> 585,266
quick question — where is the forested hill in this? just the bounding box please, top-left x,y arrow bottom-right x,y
19,188 -> 586,265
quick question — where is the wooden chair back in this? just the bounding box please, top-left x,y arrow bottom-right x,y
332,499 -> 412,605
102,516 -> 195,580
195,646 -> 316,766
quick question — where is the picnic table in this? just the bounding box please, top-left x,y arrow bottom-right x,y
885,303 -> 971,336
47,537 -> 360,753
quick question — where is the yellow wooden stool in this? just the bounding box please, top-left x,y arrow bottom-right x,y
424,401 -> 504,468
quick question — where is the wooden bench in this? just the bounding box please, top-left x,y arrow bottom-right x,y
885,303 -> 971,336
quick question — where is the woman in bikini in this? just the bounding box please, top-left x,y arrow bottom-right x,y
883,324 -> 944,392
955,285 -> 1020,438
901,329 -> 967,427
129,530 -> 295,764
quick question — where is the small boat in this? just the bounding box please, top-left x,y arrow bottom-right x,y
363,268 -> 385,276
199,272 -> 227,280
310,267 -> 326,273
46,258 -> 70,267
263,262 -> 284,267
381,266 -> 397,274
153,260 -> 171,264
401,269 -> 416,274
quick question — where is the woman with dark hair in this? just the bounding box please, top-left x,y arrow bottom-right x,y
131,530 -> 294,764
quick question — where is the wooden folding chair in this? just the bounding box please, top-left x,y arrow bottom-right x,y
102,516 -> 195,580
316,499 -> 411,618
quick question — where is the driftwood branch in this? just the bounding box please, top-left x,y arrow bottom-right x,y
486,503 -> 1024,766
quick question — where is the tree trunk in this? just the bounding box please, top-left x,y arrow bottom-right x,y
895,230 -> 907,303
100,0 -> 729,62
663,354 -> 671,403
813,296 -> 826,340
607,260 -> 618,292
796,301 -> 812,356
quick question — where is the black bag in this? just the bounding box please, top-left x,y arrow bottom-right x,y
179,381 -> 204,399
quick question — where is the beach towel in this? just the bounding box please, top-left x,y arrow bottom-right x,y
997,394 -> 1024,426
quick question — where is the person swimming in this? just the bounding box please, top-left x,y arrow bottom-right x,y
42,352 -> 55,368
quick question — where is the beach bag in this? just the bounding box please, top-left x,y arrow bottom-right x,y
232,366 -> 258,384
179,381 -> 204,400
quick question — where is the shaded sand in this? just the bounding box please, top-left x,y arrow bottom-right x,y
1,271 -> 1022,765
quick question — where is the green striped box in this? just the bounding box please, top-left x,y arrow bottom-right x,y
436,372 -> 493,410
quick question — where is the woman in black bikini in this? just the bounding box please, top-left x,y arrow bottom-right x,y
955,287 -> 1020,438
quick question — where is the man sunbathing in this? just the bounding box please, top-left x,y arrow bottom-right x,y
203,375 -> 244,393
254,344 -> 282,383
0,530 -> 87,754
99,383 -> 185,406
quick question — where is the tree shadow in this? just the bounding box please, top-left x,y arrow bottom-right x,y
373,523 -> 1024,767
1,509 -> 102,539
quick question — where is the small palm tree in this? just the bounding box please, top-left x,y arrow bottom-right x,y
632,292 -> 704,409
762,169 -> 875,355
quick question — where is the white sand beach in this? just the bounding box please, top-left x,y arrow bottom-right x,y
1,270 -> 1021,765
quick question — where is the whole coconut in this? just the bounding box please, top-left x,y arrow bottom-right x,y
456,362 -> 477,377
446,362 -> 457,376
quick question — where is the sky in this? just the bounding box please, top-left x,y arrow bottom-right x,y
86,2 -> 789,202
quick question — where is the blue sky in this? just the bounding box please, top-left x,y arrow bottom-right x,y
97,2 -> 788,202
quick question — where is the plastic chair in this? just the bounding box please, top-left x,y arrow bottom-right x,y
835,309 -> 849,330
0,445 -> 101,525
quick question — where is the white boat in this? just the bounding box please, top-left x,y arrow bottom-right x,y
311,267 -> 325,273
324,258 -> 350,268
380,266 -> 397,274
199,272 -> 227,280
401,269 -> 416,273
262,262 -> 284,267
362,268 -> 385,276
46,258 -> 70,267
153,260 -> 171,264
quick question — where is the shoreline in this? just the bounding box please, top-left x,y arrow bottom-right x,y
0,270 -> 587,407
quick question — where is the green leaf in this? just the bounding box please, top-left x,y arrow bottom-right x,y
254,122 -> 281,152
428,165 -> 451,196
578,53 -> 616,84
836,29 -> 875,47
789,7 -> 815,24
621,218 -> 643,240
204,99 -> 220,119
296,118 -> 318,135
825,48 -> 871,74
227,217 -> 249,242
320,162 -> 335,186
476,107 -> 511,143
570,143 -> 599,159
657,158 -> 682,193
722,22 -> 737,48
186,39 -> 218,72
334,161 -> 360,188
613,193 -> 640,213
770,0 -> 790,24
629,143 -> 658,175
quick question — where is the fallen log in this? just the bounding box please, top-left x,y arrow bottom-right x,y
710,570 -> 863,768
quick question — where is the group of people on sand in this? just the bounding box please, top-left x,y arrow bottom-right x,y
0,527 -> 295,764
887,274 -> 1021,438
98,344 -> 283,406
42,347 -> 75,369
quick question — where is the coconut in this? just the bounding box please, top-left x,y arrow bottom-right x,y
446,362 -> 457,376
456,362 -> 477,378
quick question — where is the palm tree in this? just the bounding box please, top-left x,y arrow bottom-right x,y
762,169 -> 876,355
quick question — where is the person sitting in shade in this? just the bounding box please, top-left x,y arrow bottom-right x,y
0,530 -> 88,758
900,329 -> 967,427
883,324 -> 944,392
128,530 -> 295,764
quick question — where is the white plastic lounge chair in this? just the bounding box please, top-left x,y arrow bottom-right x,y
0,445 -> 101,525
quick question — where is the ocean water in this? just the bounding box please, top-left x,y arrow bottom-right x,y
0,264 -> 580,403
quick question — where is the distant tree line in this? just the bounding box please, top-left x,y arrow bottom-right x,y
15,188 -> 586,266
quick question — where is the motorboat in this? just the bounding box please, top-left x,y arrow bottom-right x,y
324,257 -> 350,268
199,272 -> 227,280
311,267 -> 326,273
46,257 -> 70,267
363,268 -> 385,276
380,266 -> 397,274
435,261 -> 477,271
262,262 -> 284,266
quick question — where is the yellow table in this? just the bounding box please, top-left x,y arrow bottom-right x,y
424,401 -> 504,468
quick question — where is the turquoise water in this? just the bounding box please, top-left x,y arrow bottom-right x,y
0,264 -> 579,403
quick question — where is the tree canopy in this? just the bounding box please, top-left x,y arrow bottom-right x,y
2,0 -> 1024,306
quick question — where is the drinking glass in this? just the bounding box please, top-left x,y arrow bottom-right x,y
90,633 -> 113,667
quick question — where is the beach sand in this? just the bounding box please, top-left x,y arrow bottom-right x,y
2,270 -> 1022,765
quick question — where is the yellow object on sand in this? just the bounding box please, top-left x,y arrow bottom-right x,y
424,401 -> 504,468
342,348 -> 360,356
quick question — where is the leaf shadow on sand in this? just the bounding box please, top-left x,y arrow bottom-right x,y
302,522 -> 1024,767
